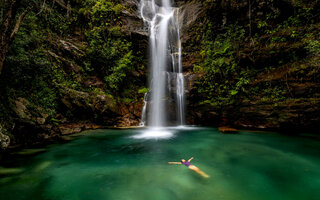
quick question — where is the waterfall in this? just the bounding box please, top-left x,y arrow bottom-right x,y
140,0 -> 185,127
139,92 -> 148,127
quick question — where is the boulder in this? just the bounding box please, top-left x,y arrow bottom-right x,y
11,98 -> 49,125
59,87 -> 120,124
0,124 -> 10,150
12,98 -> 32,120
218,126 -> 238,133
59,124 -> 83,135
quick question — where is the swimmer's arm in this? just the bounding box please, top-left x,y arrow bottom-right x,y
168,162 -> 181,164
188,157 -> 194,162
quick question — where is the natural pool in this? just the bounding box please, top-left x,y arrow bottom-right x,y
0,127 -> 319,200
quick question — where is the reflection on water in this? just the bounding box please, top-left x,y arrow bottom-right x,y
0,128 -> 319,200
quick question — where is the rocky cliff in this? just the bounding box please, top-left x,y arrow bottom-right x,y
0,0 -> 147,150
182,0 -> 320,132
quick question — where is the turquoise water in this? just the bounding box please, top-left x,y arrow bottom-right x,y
0,127 -> 319,200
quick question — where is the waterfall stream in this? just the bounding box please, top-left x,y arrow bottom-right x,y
140,0 -> 185,127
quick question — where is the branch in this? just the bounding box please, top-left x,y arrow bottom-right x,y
54,0 -> 68,10
35,0 -> 46,16
10,4 -> 33,41
1,0 -> 19,39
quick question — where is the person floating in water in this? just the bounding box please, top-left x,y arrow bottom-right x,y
168,157 -> 210,178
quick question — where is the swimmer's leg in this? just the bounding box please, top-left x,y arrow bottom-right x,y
189,165 -> 210,178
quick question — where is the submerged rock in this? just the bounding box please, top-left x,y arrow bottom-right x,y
0,167 -> 24,175
218,127 -> 238,134
33,161 -> 52,172
14,148 -> 46,155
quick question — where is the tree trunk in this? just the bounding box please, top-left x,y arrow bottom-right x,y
10,5 -> 33,40
0,0 -> 33,76
0,46 -> 8,76
0,0 -> 20,75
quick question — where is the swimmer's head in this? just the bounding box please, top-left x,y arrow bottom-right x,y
181,159 -> 186,163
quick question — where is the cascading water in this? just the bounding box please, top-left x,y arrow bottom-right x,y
140,0 -> 185,128
139,93 -> 148,127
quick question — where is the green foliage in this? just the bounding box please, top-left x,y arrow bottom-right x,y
193,64 -> 204,73
90,0 -> 123,25
259,85 -> 287,102
2,12 -> 58,116
104,51 -> 134,91
193,0 -> 320,109
196,25 -> 250,105
122,97 -> 134,104
80,0 -> 141,94
1,0 -> 139,122
304,32 -> 320,55
50,118 -> 61,126
305,39 -> 320,55
138,87 -> 148,94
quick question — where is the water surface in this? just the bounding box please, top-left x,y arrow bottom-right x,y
0,128 -> 319,200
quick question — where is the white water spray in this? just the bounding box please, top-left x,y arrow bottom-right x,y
140,0 -> 185,128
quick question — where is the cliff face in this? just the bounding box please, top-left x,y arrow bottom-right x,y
181,0 -> 320,132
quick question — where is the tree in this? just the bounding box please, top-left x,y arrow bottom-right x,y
0,0 -> 36,76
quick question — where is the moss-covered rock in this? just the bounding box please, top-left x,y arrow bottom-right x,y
0,123 -> 10,150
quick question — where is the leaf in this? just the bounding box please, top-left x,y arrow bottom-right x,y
230,90 -> 238,95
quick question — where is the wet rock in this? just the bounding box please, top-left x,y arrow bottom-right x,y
59,126 -> 82,135
58,123 -> 104,135
59,124 -> 84,135
117,102 -> 143,127
11,98 -> 49,127
84,76 -> 104,88
12,98 -> 32,120
59,39 -> 84,57
219,127 -> 238,133
191,98 -> 320,132
84,124 -> 103,130
0,124 -> 10,150
47,50 -> 82,74
58,86 -> 143,127
120,0 -> 147,36
60,88 -> 117,118
36,117 -> 46,125
11,120 -> 52,146
178,1 -> 202,42
184,72 -> 201,93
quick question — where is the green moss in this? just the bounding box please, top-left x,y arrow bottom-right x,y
138,87 -> 148,94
